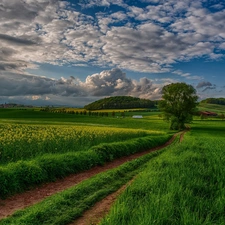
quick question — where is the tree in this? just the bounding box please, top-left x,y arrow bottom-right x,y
220,113 -> 225,120
158,83 -> 198,130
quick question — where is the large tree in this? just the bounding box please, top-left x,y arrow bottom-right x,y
159,83 -> 198,130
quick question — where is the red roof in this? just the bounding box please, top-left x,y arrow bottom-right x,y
200,111 -> 218,116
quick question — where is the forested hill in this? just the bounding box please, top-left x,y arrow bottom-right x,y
200,98 -> 225,105
84,96 -> 157,110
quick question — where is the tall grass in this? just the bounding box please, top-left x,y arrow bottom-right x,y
0,145 -> 169,225
0,134 -> 172,199
100,121 -> 225,225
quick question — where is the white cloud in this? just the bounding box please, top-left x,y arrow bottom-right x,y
31,95 -> 41,100
0,0 -> 225,74
0,0 -> 225,105
0,68 -> 164,101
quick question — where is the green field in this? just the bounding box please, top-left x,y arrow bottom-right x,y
0,108 -> 225,224
0,108 -> 172,199
100,120 -> 225,225
197,103 -> 225,113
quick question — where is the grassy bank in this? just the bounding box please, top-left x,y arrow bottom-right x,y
0,141 -> 174,225
0,134 -> 172,199
100,121 -> 225,225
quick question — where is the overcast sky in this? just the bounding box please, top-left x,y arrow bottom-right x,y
1,0 -> 225,106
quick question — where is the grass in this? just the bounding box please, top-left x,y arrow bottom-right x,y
100,120 -> 225,225
0,127 -> 172,198
197,103 -> 225,113
0,108 -> 173,199
0,143 -> 172,225
1,108 -> 224,224
0,108 -> 170,131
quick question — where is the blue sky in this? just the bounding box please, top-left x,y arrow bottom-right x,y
0,0 -> 225,106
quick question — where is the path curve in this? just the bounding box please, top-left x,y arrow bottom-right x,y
0,131 -> 185,220
70,129 -> 188,225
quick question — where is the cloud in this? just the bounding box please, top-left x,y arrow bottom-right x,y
0,0 -> 224,75
196,81 -> 213,89
196,81 -> 217,93
0,68 -> 162,101
0,0 -> 225,106
0,34 -> 37,45
202,86 -> 216,92
172,70 -> 190,77
82,68 -> 162,98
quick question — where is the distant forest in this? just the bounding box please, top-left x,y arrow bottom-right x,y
84,96 -> 157,110
200,98 -> 225,105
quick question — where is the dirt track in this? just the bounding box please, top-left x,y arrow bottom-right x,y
0,131 -> 185,220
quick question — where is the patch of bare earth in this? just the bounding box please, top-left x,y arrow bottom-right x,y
0,131 -> 185,220
70,180 -> 134,225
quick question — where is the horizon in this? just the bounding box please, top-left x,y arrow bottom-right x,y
1,0 -> 225,107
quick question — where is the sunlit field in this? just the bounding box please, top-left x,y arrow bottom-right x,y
0,108 -> 225,224
197,103 -> 225,114
0,108 -> 172,199
100,120 -> 225,225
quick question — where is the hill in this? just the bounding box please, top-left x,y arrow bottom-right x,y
84,96 -> 157,110
200,98 -> 225,105
197,103 -> 225,114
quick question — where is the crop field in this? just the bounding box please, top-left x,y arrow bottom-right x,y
0,123 -> 162,164
0,109 -> 172,199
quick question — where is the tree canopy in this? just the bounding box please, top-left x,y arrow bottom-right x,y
84,96 -> 156,110
158,83 -> 198,130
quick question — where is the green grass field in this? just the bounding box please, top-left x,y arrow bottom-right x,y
100,120 -> 225,225
197,103 -> 225,113
0,108 -> 225,224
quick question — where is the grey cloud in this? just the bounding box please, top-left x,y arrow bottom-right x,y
0,69 -> 161,100
0,34 -> 37,45
0,61 -> 32,72
196,81 -> 213,89
0,62 -> 22,71
0,72 -> 84,97
202,86 -> 216,92
0,0 -> 56,22
79,0 -> 127,8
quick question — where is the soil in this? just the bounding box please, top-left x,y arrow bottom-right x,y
0,130 -> 186,220
70,180 -> 134,225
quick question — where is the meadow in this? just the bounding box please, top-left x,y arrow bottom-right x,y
197,102 -> 225,114
100,120 -> 225,225
1,107 -> 225,224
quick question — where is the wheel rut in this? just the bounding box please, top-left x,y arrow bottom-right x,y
0,130 -> 187,220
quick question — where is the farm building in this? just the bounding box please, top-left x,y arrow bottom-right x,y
132,115 -> 143,118
200,111 -> 218,117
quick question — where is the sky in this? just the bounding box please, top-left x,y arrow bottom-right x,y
1,0 -> 225,107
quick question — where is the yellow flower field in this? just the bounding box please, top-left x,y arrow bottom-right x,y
0,124 -> 163,164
